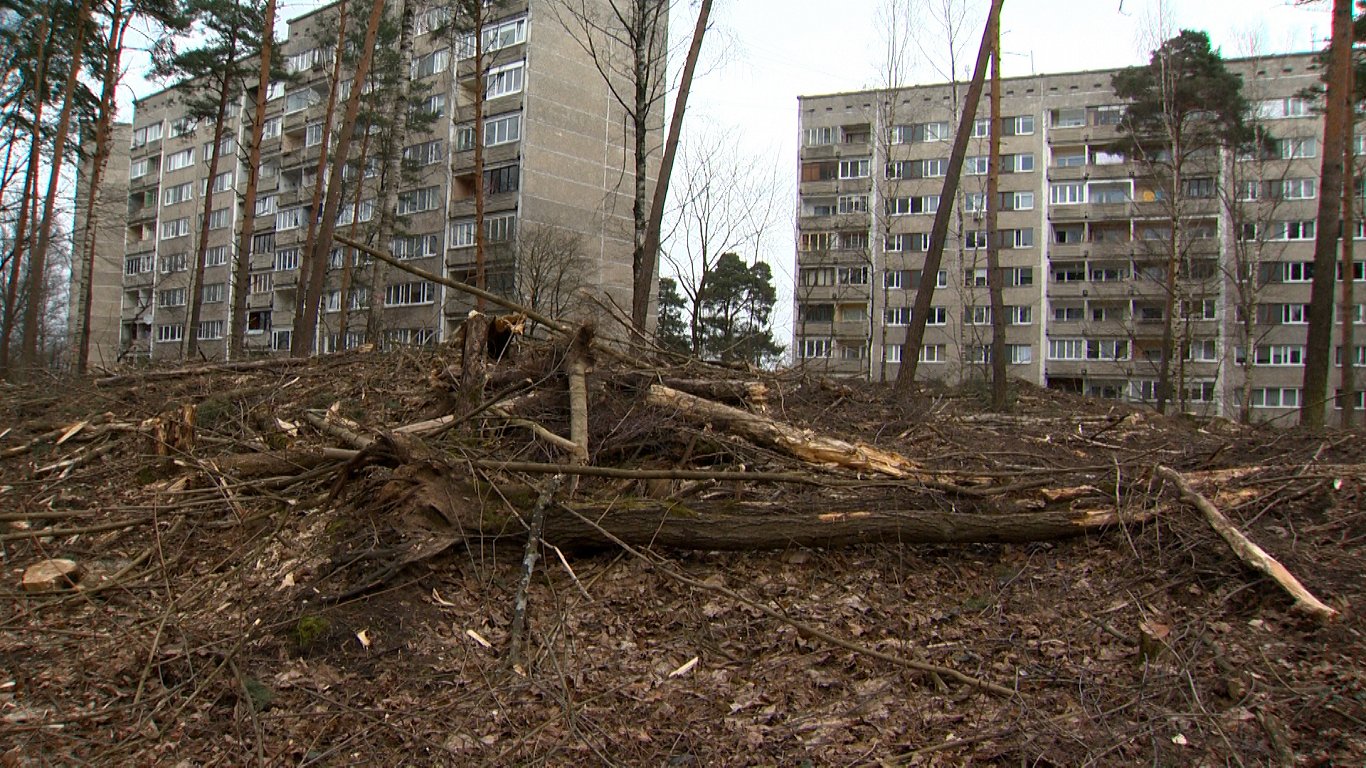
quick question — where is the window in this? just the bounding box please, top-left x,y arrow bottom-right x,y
450,219 -> 476,248
838,194 -> 868,214
964,231 -> 989,250
925,306 -> 948,326
799,338 -> 832,359
965,268 -> 988,287
285,47 -> 326,74
336,199 -> 375,225
799,267 -> 835,286
1236,180 -> 1261,201
160,218 -> 190,239
1271,220 -> 1315,241
1088,182 -> 1130,204
285,89 -> 321,114
192,320 -> 223,341
157,288 -> 186,307
885,344 -> 903,364
1053,263 -> 1085,282
1049,338 -> 1086,360
1252,388 -> 1301,408
1091,105 -> 1124,125
1279,138 -> 1317,159
276,207 -> 306,231
1053,151 -> 1086,168
837,266 -> 869,285
838,158 -> 870,179
205,208 -> 229,230
486,61 -> 525,99
261,116 -> 282,139
806,126 -> 836,146
324,288 -> 370,313
204,171 -> 232,195
965,305 -> 992,325
1087,339 -> 1128,361
202,136 -> 234,162
1052,108 -> 1085,128
1008,306 -> 1032,325
247,310 -> 271,335
252,232 -> 275,254
964,192 -> 986,213
1006,115 -> 1035,135
163,182 -> 193,206
887,195 -> 938,215
1258,97 -> 1309,119
1256,344 -> 1304,366
130,123 -> 163,148
1053,305 -> 1083,322
965,155 -> 989,175
169,117 -> 195,137
1008,344 -> 1033,364
130,158 -> 151,179
415,93 -> 446,118
413,6 -> 451,35
1275,178 -> 1318,202
1005,267 -> 1034,287
274,248 -> 300,272
481,15 -> 527,52
919,344 -> 946,363
396,186 -> 442,215
1280,262 -> 1314,282
1186,339 -> 1218,362
1090,265 -> 1126,282
404,139 -> 444,167
1051,182 -> 1084,205
486,213 -> 516,243
271,329 -> 293,351
1281,303 -> 1310,324
1337,345 -> 1366,366
884,307 -> 911,326
305,121 -> 324,147
249,272 -> 273,294
486,113 -> 521,146
165,148 -> 194,171
885,233 -> 931,253
1004,228 -> 1034,249
1335,390 -> 1366,410
1006,191 -> 1034,211
392,233 -> 441,260
155,324 -> 184,343
1003,153 -> 1034,172
410,48 -> 450,79
254,194 -> 277,217
1182,298 -> 1217,320
922,158 -> 947,178
800,304 -> 835,323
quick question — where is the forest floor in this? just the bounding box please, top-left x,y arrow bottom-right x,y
1,338 -> 1363,766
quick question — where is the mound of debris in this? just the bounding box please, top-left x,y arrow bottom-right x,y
1,321 -> 1363,765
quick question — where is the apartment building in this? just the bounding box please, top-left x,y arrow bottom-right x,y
795,52 -> 1364,425
101,0 -> 656,362
69,123 -> 133,368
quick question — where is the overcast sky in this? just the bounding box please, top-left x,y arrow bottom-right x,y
115,0 -> 1335,341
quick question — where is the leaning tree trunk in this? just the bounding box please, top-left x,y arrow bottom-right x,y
893,0 -> 1004,395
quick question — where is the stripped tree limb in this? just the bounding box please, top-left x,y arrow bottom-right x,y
646,384 -> 924,478
1156,464 -> 1339,621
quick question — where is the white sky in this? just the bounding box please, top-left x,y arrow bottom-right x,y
113,0 -> 1335,342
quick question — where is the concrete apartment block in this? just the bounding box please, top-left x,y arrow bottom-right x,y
796,52 -> 1364,426
90,0 -> 660,364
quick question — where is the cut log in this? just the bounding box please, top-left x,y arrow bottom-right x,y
1156,465 -> 1339,621
383,464 -> 1155,552
645,384 -> 922,478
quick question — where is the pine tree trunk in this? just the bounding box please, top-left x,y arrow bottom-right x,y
1341,62 -> 1357,427
21,0 -> 93,374
1302,0 -> 1353,428
369,0 -> 413,345
639,0 -> 711,331
893,0 -> 1003,395
296,0 -> 387,357
75,0 -> 128,374
230,0 -> 276,359
293,0 -> 351,356
473,1 -> 488,308
985,10 -> 1007,409
183,61 -> 237,361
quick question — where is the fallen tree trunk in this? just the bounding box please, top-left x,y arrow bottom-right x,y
646,384 -> 923,478
388,464 -> 1155,551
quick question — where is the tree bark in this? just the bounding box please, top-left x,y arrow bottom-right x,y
230,0 -> 276,359
1341,58 -> 1357,426
893,0 -> 1003,394
296,0 -> 385,357
21,0 -> 93,374
1302,0 -> 1353,428
985,10 -> 1007,409
75,0 -> 129,374
638,0 -> 711,330
183,59 -> 238,360
389,464 -> 1152,552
